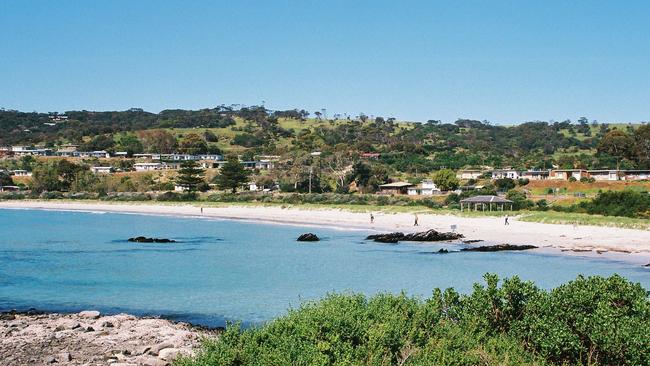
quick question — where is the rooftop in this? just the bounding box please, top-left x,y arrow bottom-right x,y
460,195 -> 513,204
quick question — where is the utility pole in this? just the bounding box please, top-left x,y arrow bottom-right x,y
308,167 -> 313,194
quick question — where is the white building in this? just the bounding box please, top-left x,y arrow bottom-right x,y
90,166 -> 112,174
134,163 -> 163,171
12,170 -> 32,177
456,169 -> 483,180
407,180 -> 441,196
492,169 -> 521,180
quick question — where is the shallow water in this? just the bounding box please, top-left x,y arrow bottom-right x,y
0,209 -> 648,327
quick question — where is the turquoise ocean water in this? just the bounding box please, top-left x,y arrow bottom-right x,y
0,208 -> 648,327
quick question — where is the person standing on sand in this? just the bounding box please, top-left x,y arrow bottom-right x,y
370,213 -> 374,224
414,214 -> 419,226
504,215 -> 509,225
200,207 -> 203,214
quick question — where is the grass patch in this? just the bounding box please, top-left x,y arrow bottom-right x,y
519,211 -> 650,230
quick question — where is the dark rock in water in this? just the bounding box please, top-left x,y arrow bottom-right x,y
437,248 -> 449,254
404,229 -> 464,242
128,236 -> 176,243
366,229 -> 463,243
297,233 -> 320,242
461,244 -> 537,252
644,263 -> 650,267
366,232 -> 405,243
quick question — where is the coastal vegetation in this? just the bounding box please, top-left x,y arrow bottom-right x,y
176,274 -> 649,366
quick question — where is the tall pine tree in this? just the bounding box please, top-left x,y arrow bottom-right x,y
214,157 -> 250,193
175,160 -> 205,192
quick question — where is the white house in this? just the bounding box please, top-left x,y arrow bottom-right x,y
11,170 -> 32,177
456,169 -> 483,180
407,180 -> 441,196
90,166 -> 112,174
134,163 -> 163,171
588,170 -> 621,181
492,169 -> 521,180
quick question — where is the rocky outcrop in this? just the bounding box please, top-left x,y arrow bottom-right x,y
461,244 -> 538,252
0,311 -> 217,366
128,237 -> 176,243
365,232 -> 404,243
366,229 -> 463,243
297,233 -> 320,242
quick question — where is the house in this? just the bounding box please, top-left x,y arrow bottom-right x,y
588,170 -> 622,181
521,170 -> 550,180
623,170 -> 650,181
113,151 -> 129,158
550,169 -> 590,180
407,180 -> 441,196
134,163 -> 163,171
0,185 -> 20,192
456,169 -> 483,180
90,166 -> 112,174
378,182 -> 415,195
11,170 -> 32,177
492,169 -> 521,180
12,146 -> 53,156
77,151 -> 111,159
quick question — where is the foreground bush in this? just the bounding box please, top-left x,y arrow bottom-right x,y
176,275 -> 649,366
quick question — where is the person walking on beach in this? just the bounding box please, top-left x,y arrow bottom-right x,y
200,207 -> 203,214
414,213 -> 419,226
370,213 -> 374,224
504,215 -> 509,225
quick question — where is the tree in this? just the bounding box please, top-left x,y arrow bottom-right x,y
31,163 -> 61,193
495,178 -> 516,192
179,133 -> 208,154
137,129 -> 177,153
214,158 -> 250,193
0,171 -> 14,187
81,134 -> 115,152
597,130 -> 634,170
633,125 -> 650,168
433,169 -> 459,191
350,161 -> 372,193
175,160 -> 206,192
115,133 -> 144,155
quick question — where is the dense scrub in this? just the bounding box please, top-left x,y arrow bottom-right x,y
176,275 -> 649,366
552,190 -> 650,218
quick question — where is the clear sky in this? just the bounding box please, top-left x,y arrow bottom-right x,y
1,1 -> 649,124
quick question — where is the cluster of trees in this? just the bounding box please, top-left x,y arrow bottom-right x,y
79,130 -> 221,156
177,274 -> 649,366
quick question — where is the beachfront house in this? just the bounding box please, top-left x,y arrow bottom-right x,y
378,182 -> 414,195
492,169 -> 521,180
456,169 -> 483,180
550,169 -> 589,180
588,169 -> 622,181
521,170 -> 550,180
407,180 -> 441,196
460,195 -> 513,211
623,170 -> 650,180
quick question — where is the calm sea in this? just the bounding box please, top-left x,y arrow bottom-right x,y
0,209 -> 648,327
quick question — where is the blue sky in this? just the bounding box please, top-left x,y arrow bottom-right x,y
1,1 -> 649,124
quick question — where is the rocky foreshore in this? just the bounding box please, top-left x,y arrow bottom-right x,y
0,310 -> 217,366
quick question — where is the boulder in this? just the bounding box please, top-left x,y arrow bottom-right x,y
461,244 -> 537,252
297,233 -> 320,242
158,348 -> 187,361
79,310 -> 101,319
404,229 -> 464,242
365,232 -> 405,243
128,237 -> 176,243
366,229 -> 463,243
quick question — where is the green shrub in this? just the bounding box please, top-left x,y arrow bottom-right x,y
176,274 -> 649,366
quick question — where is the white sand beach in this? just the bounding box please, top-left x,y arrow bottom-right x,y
1,200 -> 649,263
